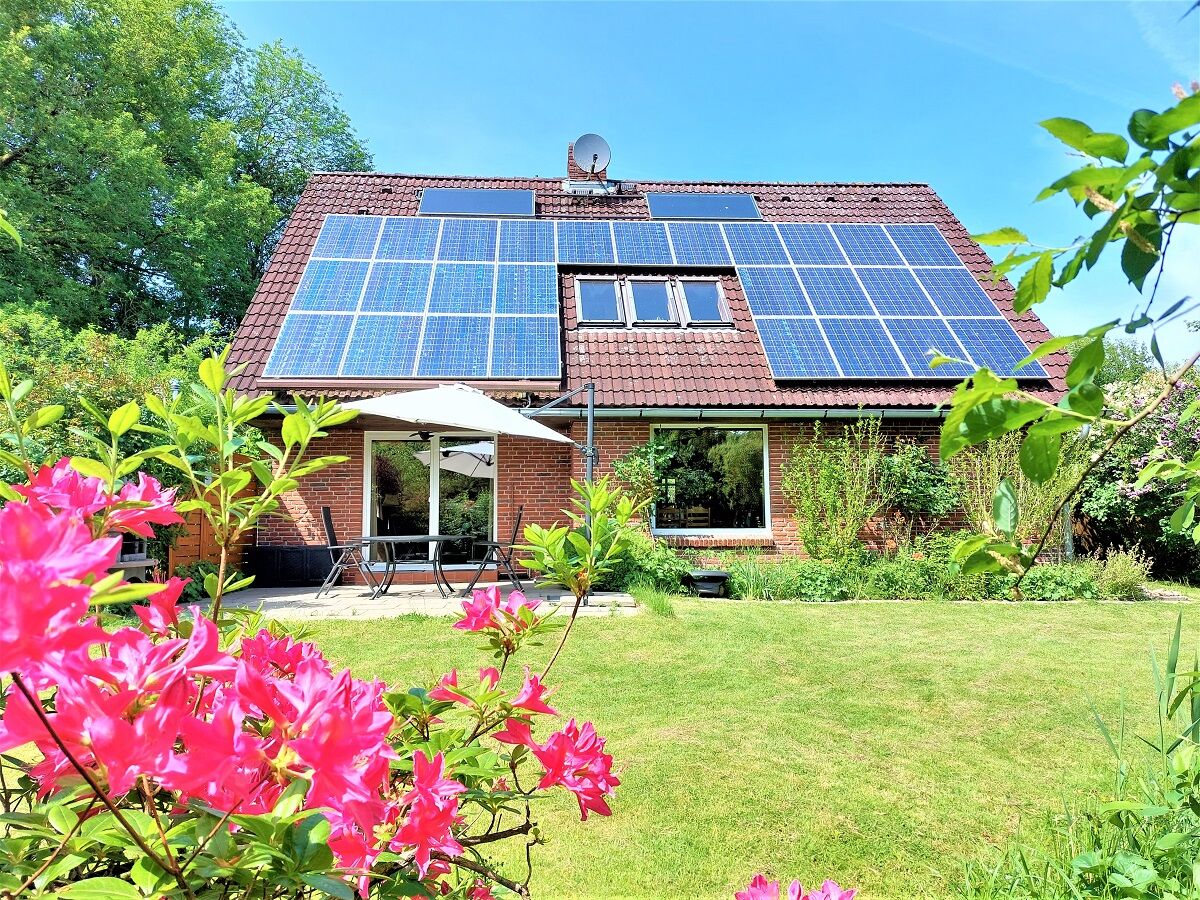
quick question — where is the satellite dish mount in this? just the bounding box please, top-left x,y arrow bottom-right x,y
573,133 -> 611,180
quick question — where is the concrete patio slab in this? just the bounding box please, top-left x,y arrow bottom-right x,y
224,581 -> 637,621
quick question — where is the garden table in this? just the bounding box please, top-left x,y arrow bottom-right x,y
360,535 -> 465,599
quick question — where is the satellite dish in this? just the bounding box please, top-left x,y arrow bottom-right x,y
573,133 -> 611,174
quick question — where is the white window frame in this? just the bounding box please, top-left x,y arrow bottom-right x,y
626,276 -> 680,327
649,423 -> 772,538
675,275 -> 731,326
362,430 -> 498,570
575,276 -> 625,325
574,275 -> 731,329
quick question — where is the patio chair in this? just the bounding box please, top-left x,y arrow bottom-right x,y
460,505 -> 524,595
315,507 -> 379,598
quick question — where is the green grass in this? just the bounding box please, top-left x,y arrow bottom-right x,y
1148,579 -> 1200,600
300,601 -> 1199,900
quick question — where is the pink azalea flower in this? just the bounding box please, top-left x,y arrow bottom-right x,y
13,458 -> 110,518
0,500 -> 116,677
479,666 -> 500,690
510,667 -> 558,716
735,875 -> 787,900
430,670 -> 471,704
453,586 -> 501,632
491,716 -> 536,747
799,881 -> 857,900
502,589 -> 541,619
469,882 -> 497,900
108,473 -> 184,538
133,577 -> 190,635
239,629 -> 331,678
392,751 -> 466,878
531,719 -> 619,819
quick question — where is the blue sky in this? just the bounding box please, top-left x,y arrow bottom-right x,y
222,1 -> 1199,359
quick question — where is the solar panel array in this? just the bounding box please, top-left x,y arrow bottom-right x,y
262,214 -> 1045,381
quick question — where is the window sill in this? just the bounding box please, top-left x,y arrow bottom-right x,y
653,532 -> 774,549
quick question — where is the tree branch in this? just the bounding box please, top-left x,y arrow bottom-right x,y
1016,348 -> 1200,590
460,819 -> 534,848
431,851 -> 530,898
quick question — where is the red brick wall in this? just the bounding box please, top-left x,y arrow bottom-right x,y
258,427 -> 365,549
254,417 -> 956,582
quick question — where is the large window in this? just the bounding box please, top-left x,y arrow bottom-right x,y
576,276 -> 729,327
652,426 -> 767,533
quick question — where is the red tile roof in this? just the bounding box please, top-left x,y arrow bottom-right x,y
228,172 -> 1067,409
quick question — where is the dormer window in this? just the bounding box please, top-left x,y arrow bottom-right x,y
575,275 -> 729,328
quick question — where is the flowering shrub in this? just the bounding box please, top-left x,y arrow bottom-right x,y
0,358 -> 625,899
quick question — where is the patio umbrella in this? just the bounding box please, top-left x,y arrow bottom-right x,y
344,385 -> 574,445
415,440 -> 497,479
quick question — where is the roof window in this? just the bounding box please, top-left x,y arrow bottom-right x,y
576,275 -> 729,327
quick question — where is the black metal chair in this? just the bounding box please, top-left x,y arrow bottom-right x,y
316,507 -> 379,598
461,505 -> 524,595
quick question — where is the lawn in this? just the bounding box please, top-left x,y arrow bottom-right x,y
302,601 -> 1199,900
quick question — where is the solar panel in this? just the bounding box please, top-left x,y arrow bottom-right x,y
777,223 -> 847,265
342,315 -> 422,376
264,213 -> 1043,383
666,222 -> 731,266
490,317 -> 561,377
739,267 -> 811,316
495,264 -> 557,314
646,192 -> 761,220
417,188 -> 535,217
885,224 -> 961,266
556,221 -> 614,264
360,262 -> 433,313
915,268 -> 1000,317
416,316 -> 490,377
290,260 -> 369,312
613,221 -> 673,266
855,267 -> 939,316
949,319 -> 1046,376
429,263 -> 494,313
312,215 -> 383,259
723,222 -> 789,265
500,220 -> 555,263
831,224 -> 905,265
437,219 -> 497,262
882,318 -> 977,377
376,217 -> 440,261
262,314 -> 353,377
820,318 -> 910,377
756,318 -> 840,378
795,267 -> 874,316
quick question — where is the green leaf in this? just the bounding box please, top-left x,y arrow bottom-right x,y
106,401 -> 140,438
1019,430 -> 1062,485
299,873 -> 356,899
69,457 -> 110,481
973,227 -> 1029,246
58,878 -> 142,899
1040,117 -> 1129,162
198,356 -> 225,395
1066,382 -> 1104,417
992,477 -> 1019,538
1014,252 -> 1054,312
0,210 -> 21,247
1129,108 -> 1170,150
1066,336 -> 1106,388
1145,93 -> 1200,142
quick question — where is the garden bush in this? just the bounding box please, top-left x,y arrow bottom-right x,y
721,554 -> 857,602
601,528 -> 691,592
0,355 -> 636,899
1095,547 -> 1152,600
1007,561 -> 1102,601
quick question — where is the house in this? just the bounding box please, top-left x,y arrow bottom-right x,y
226,141 -> 1067,584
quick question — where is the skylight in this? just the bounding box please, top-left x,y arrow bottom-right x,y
417,188 -> 536,217
645,192 -> 761,220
